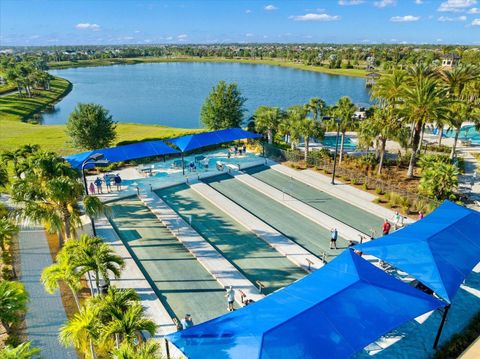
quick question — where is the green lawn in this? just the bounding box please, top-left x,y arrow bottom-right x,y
48,56 -> 370,78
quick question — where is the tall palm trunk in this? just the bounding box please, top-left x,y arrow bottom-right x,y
339,132 -> 346,163
89,338 -> 96,359
267,129 -> 273,144
450,127 -> 461,160
68,285 -> 81,310
407,122 -> 422,178
437,127 -> 444,145
304,137 -> 309,161
377,138 -> 387,175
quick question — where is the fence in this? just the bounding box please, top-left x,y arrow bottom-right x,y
264,144 -> 439,212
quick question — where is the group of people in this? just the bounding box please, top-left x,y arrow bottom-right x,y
227,144 -> 247,159
89,173 -> 122,194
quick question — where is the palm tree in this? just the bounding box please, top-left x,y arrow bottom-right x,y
332,96 -> 357,163
0,281 -> 29,335
400,76 -> 449,178
41,260 -> 82,310
112,340 -> 160,359
0,163 -> 8,189
279,105 -> 307,149
0,218 -> 18,252
254,106 -> 283,144
0,342 -> 41,359
297,119 -> 324,161
60,303 -> 100,359
99,304 -> 156,349
305,97 -> 327,122
70,234 -> 125,294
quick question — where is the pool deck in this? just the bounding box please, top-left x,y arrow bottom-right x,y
137,189 -> 264,304
189,180 -> 323,271
231,169 -> 365,241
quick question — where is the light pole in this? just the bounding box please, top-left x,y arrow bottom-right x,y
322,116 -> 341,185
81,153 -> 110,236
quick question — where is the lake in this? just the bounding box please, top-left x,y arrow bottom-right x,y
45,62 -> 372,128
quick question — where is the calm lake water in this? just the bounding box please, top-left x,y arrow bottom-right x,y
45,62 -> 371,128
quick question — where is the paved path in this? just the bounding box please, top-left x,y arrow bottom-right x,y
18,225 -> 77,359
267,160 -> 403,223
459,151 -> 480,209
231,170 -> 365,242
189,181 -> 323,271
137,189 -> 264,303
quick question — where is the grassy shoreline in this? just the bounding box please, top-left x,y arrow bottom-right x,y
48,56 -> 369,78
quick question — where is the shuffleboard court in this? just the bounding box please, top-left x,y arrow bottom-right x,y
203,174 -> 349,259
244,166 -> 384,235
155,184 -> 305,294
108,197 -> 227,324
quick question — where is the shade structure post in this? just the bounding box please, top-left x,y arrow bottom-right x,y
433,304 -> 451,349
332,120 -> 341,185
165,338 -> 171,359
181,152 -> 185,175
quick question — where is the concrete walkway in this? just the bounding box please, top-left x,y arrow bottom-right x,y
231,170 -> 365,241
18,224 -> 77,359
137,189 -> 264,304
189,181 -> 323,271
267,160 -> 402,223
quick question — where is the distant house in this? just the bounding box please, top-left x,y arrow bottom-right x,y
441,54 -> 461,69
365,72 -> 381,88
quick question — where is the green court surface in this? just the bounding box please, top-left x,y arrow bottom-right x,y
203,174 -> 348,260
155,184 -> 305,294
243,166 -> 384,235
108,197 -> 227,324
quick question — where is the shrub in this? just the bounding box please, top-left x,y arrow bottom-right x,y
375,187 -> 384,195
388,192 -> 402,208
419,162 -> 458,200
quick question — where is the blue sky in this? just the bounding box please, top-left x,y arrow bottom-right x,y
1,0 -> 479,46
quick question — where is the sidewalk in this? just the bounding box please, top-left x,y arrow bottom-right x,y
18,224 -> 77,359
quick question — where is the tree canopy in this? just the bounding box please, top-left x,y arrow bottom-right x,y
200,81 -> 246,130
66,103 -> 117,150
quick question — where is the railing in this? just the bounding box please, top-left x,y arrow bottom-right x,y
263,144 -> 439,211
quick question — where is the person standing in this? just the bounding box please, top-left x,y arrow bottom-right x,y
114,174 -> 122,191
104,173 -> 112,193
382,219 -> 391,236
225,286 -> 235,312
180,314 -> 194,330
393,211 -> 403,230
89,182 -> 95,195
94,177 -> 103,194
330,228 -> 338,250
418,211 -> 424,220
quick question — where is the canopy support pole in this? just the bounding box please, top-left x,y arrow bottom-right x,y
433,304 -> 451,349
165,338 -> 171,359
181,152 -> 185,175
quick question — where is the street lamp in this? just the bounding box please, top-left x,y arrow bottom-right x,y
81,153 -> 110,236
322,116 -> 342,185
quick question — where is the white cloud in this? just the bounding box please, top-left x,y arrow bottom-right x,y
438,15 -> 467,20
437,38 -> 443,41
374,0 -> 396,8
75,23 -> 100,30
438,0 -> 477,12
245,9 -> 252,14
415,0 -> 423,4
177,34 -> 188,39
134,30 -> 141,34
289,13 -> 340,21
264,4 -> 278,11
166,36 -> 173,40
338,0 -> 364,5
468,7 -> 480,13
472,18 -> 480,24
245,33 -> 254,37
390,15 -> 420,22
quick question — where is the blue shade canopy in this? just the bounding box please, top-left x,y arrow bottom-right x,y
64,140 -> 180,170
166,250 -> 444,359
168,128 -> 262,152
356,200 -> 480,303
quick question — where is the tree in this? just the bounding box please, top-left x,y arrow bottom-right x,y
0,163 -> 8,189
254,106 -> 283,144
60,303 -> 100,359
297,119 -> 325,161
0,281 -> 29,335
41,260 -> 82,310
0,219 -> 18,252
200,81 -> 246,129
279,105 -> 307,149
419,162 -> 458,200
305,97 -> 327,122
400,75 -> 449,178
67,103 -> 117,150
0,342 -> 41,359
331,97 -> 357,163
99,304 -> 156,349
112,340 -> 160,359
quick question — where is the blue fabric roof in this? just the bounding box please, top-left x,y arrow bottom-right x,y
168,128 -> 262,152
356,200 -> 480,303
64,140 -> 180,169
166,250 -> 444,359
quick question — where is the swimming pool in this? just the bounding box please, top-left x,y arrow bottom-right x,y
444,125 -> 480,145
321,135 -> 357,150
